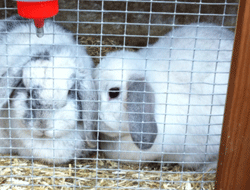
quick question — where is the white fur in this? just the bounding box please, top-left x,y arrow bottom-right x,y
94,23 -> 234,170
0,16 -> 97,164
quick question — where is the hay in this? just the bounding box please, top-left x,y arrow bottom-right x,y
78,35 -> 137,65
79,36 -> 120,66
0,153 -> 216,190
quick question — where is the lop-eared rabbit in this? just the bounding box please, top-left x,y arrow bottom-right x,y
94,23 -> 234,171
0,16 -> 97,164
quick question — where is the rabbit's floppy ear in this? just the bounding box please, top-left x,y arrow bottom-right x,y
76,69 -> 98,148
127,77 -> 157,150
0,67 -> 23,109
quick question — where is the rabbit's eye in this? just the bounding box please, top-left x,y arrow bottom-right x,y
109,87 -> 120,99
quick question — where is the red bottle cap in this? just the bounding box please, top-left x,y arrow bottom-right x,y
16,0 -> 59,28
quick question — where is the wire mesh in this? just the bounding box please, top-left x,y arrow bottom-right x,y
0,0 -> 238,189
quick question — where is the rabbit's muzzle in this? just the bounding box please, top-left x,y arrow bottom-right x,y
11,88 -> 78,138
23,108 -> 56,136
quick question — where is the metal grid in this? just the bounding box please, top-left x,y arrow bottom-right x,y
0,0 -> 238,189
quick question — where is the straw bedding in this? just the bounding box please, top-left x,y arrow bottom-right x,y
0,153 -> 216,190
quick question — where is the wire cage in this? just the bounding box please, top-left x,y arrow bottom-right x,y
0,0 -> 240,189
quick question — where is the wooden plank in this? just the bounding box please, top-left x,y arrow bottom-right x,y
215,0 -> 250,189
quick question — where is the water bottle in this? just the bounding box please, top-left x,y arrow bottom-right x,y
15,0 -> 59,38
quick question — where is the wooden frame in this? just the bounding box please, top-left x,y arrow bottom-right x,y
215,0 -> 250,189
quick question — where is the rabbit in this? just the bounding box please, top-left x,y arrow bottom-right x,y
94,23 -> 234,171
0,15 -> 97,164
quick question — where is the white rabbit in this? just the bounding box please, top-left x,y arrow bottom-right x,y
94,23 -> 234,170
0,16 -> 97,164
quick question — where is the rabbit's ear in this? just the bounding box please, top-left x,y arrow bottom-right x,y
127,77 -> 157,150
76,71 -> 98,149
0,68 -> 22,109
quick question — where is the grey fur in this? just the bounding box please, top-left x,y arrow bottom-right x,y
24,104 -> 33,125
31,51 -> 50,62
0,15 -> 28,33
30,88 -> 40,99
127,78 -> 157,150
0,69 -> 22,109
77,77 -> 98,148
68,84 -> 83,120
29,87 -> 44,110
